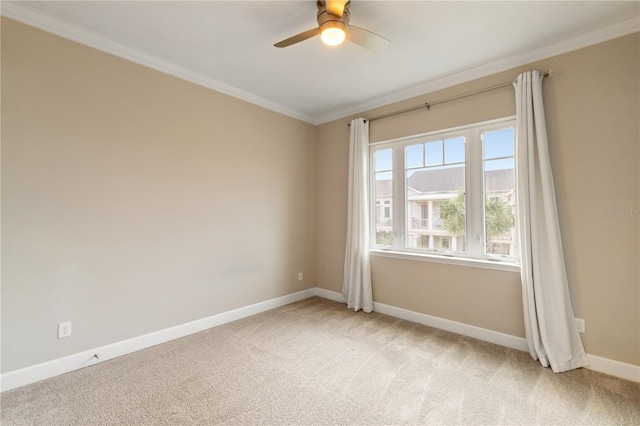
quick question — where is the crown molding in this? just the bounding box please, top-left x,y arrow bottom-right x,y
315,15 -> 640,124
2,2 -> 638,127
0,1 -> 317,125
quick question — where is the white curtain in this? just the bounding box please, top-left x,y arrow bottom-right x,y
514,71 -> 588,372
342,118 -> 373,313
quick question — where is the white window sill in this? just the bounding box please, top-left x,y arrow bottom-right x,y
369,249 -> 522,273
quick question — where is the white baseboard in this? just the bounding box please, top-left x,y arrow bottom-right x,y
2,287 -> 637,392
586,353 -> 640,383
314,287 -> 344,303
374,301 -> 530,352
0,288 -> 316,392
313,288 -> 640,383
313,288 -> 528,352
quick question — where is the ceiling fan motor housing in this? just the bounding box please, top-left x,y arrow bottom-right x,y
317,2 -> 350,35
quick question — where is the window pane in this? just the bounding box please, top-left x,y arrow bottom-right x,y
425,141 -> 443,166
444,136 -> 465,164
485,158 -> 514,171
375,149 -> 393,171
483,130 -> 516,256
406,142 -> 466,252
376,171 -> 392,180
484,128 -> 515,159
374,148 -> 393,246
406,144 -> 423,169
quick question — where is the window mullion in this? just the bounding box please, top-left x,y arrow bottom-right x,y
466,129 -> 483,258
392,144 -> 405,250
369,148 -> 378,248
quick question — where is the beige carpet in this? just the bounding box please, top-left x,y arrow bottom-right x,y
1,296 -> 639,425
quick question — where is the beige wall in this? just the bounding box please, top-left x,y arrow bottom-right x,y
317,33 -> 640,366
1,18 -> 317,372
2,16 -> 638,375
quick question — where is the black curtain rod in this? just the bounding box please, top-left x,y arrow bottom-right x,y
347,70 -> 552,127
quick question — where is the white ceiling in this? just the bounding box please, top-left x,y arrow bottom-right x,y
3,1 -> 639,124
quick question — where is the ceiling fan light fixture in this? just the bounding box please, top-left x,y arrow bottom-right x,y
320,21 -> 346,46
274,1 -> 389,51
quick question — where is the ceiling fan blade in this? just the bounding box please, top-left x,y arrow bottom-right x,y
347,25 -> 390,52
274,28 -> 320,48
325,0 -> 346,17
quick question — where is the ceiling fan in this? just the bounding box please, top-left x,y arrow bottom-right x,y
274,0 -> 390,51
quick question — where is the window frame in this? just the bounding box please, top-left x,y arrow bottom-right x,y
369,117 -> 520,270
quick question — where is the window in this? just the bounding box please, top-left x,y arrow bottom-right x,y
373,148 -> 393,246
405,135 -> 466,253
483,128 -> 516,257
370,118 -> 518,263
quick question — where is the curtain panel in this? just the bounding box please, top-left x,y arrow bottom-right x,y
514,71 -> 588,372
342,118 -> 373,313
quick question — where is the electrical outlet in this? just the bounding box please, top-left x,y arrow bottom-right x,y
58,321 -> 72,338
298,272 -> 303,281
575,318 -> 585,333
